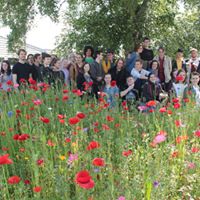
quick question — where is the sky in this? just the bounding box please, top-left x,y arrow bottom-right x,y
0,16 -> 64,50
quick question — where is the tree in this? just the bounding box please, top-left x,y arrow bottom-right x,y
55,0 -> 179,55
0,0 -> 60,52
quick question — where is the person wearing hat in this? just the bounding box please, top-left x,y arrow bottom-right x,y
187,48 -> 200,74
172,48 -> 186,72
102,49 -> 115,73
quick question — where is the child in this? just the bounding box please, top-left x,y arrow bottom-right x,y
103,73 -> 119,107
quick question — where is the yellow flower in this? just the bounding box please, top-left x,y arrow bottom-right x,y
72,142 -> 77,147
59,155 -> 66,161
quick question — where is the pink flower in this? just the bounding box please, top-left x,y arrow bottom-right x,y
138,105 -> 147,111
68,154 -> 78,164
118,196 -> 126,200
13,84 -> 19,88
33,99 -> 42,105
187,162 -> 196,169
153,134 -> 166,145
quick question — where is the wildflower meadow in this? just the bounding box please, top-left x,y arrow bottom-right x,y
0,80 -> 200,200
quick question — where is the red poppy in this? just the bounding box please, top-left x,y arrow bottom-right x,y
167,110 -> 173,115
183,98 -> 189,103
194,130 -> 200,137
92,158 -> 105,167
191,147 -> 199,153
37,159 -> 44,166
68,117 -> 80,125
63,89 -> 69,93
2,147 -> 9,151
33,99 -> 42,105
146,100 -> 156,107
7,176 -> 21,184
47,140 -> 56,147
93,122 -> 99,127
0,154 -> 13,165
93,128 -> 100,133
24,180 -> 31,185
57,114 -> 65,119
174,103 -> 181,109
115,123 -> 120,128
102,124 -> 110,130
176,135 -> 188,144
40,117 -> 50,124
87,141 -> 100,150
174,120 -> 180,127
33,186 -> 42,193
28,77 -> 37,85
148,109 -> 155,113
6,80 -> 13,86
19,148 -> 25,153
172,98 -> 179,103
75,170 -> 95,189
62,95 -> 69,101
175,75 -> 184,82
13,134 -> 30,141
76,112 -> 86,119
122,101 -> 127,107
159,107 -> 167,113
0,131 -> 6,136
75,90 -> 83,96
20,78 -> 26,84
171,151 -> 179,158
59,119 -> 65,124
111,80 -> 116,87
106,115 -> 114,122
65,138 -> 71,143
122,150 -> 132,157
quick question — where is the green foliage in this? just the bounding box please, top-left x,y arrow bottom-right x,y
56,0 -> 180,55
0,0 -> 200,56
0,85 -> 200,199
0,0 -> 59,52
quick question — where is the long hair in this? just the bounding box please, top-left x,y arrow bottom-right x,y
1,60 -> 11,75
175,69 -> 187,84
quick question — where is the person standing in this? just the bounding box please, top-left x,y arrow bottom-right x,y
0,60 -> 13,91
51,58 -> 65,88
140,37 -> 154,69
12,49 -> 34,85
186,48 -> 200,75
83,45 -> 94,64
27,54 -> 34,66
126,43 -> 143,73
154,47 -> 172,92
172,49 -> 186,72
102,49 -> 115,73
90,50 -> 104,97
32,53 -> 43,82
40,53 -> 53,84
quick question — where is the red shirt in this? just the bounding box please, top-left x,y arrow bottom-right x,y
158,58 -> 165,82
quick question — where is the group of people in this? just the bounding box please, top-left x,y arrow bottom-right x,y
1,37 -> 200,109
